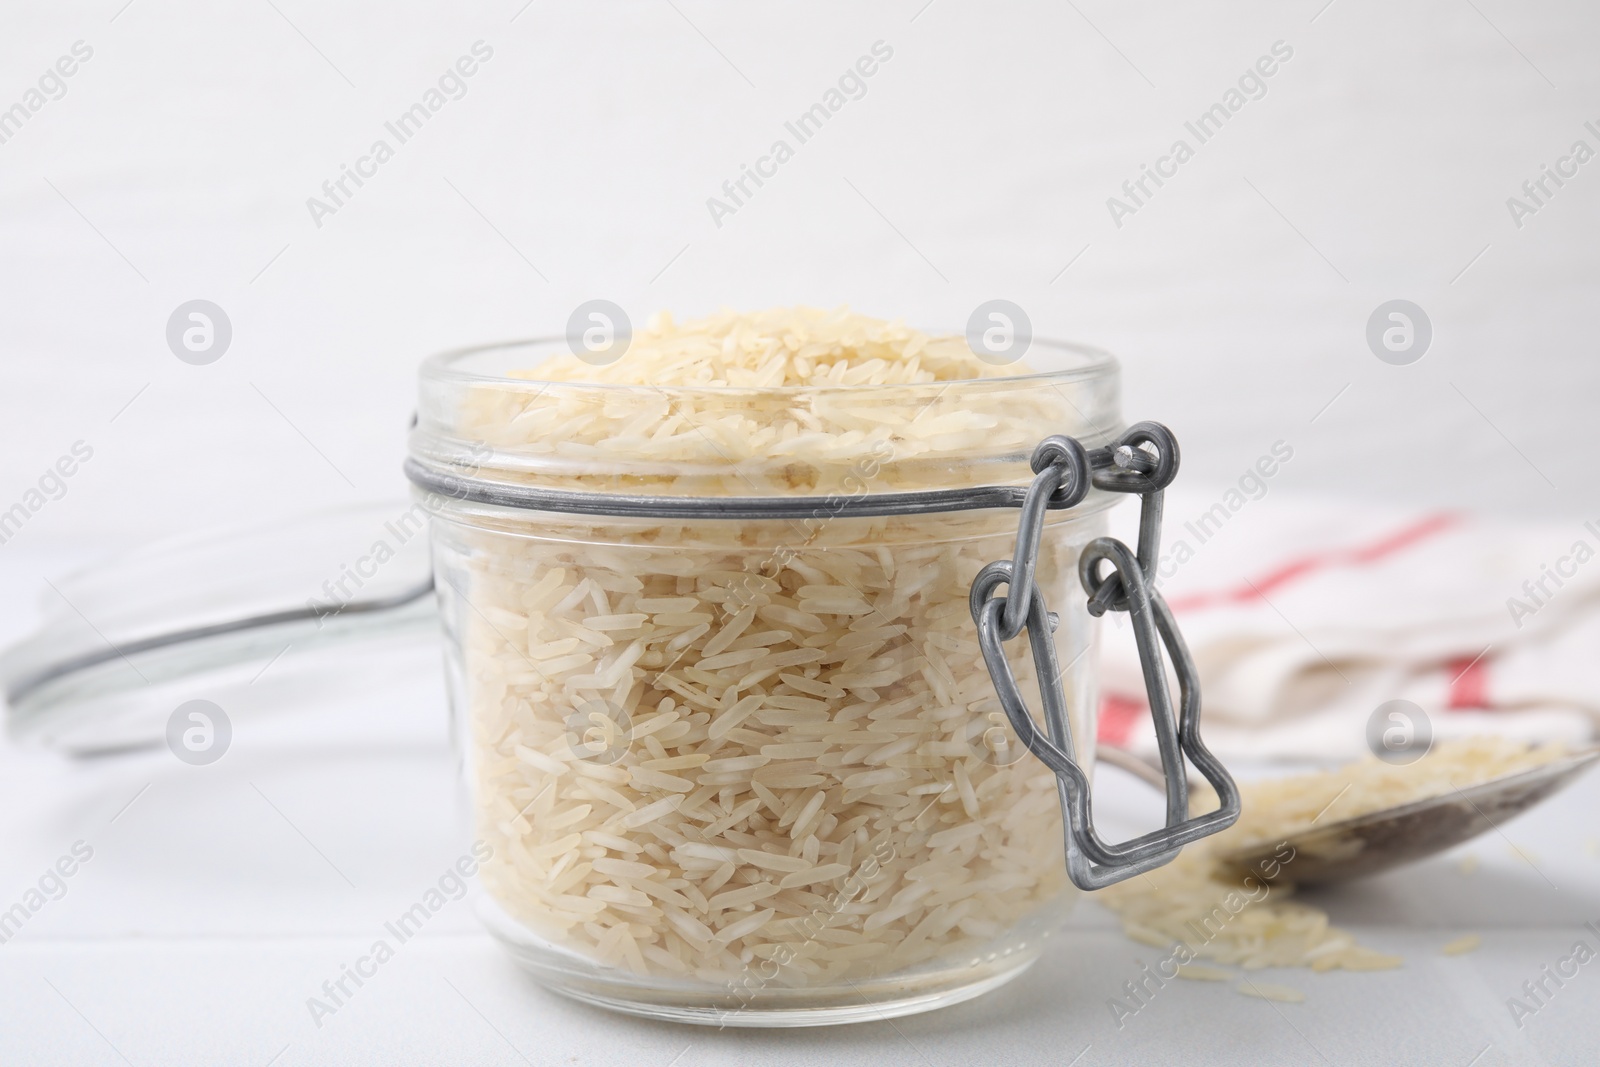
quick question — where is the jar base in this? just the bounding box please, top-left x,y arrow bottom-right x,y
543,956 -> 1037,1028
480,896 -> 1056,1028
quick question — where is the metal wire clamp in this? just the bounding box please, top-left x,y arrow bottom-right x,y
970,423 -> 1241,890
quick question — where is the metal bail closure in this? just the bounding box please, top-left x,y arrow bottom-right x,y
970,425 -> 1241,891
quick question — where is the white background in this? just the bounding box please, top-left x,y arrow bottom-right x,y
3,2 -> 1599,1065
2,0 -> 1598,550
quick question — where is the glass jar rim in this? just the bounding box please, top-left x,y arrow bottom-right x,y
409,332 -> 1124,512
418,335 -> 1119,396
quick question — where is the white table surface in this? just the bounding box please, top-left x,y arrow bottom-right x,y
3,547 -> 1598,1067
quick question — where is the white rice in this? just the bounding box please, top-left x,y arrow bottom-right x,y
448,308 -> 1098,985
1097,736 -> 1570,974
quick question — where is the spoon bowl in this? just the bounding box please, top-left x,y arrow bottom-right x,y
1095,743 -> 1600,885
1216,746 -> 1600,884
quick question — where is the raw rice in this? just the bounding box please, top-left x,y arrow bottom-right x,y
1236,981 -> 1305,1003
450,308 -> 1100,986
1097,737 -> 1570,974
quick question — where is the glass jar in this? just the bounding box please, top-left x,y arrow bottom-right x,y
408,339 -> 1122,1025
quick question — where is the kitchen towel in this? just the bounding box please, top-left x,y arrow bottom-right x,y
1094,489 -> 1600,760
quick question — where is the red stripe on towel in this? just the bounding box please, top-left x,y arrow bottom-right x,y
1446,654 -> 1491,710
1098,692 -> 1145,745
1166,513 -> 1460,613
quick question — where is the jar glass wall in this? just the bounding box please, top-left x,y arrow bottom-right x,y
411,342 -> 1122,1025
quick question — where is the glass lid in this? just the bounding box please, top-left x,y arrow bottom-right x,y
1,502 -> 438,754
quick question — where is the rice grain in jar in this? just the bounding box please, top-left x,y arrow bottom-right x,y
408,309 -> 1123,1025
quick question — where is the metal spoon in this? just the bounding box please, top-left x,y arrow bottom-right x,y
1096,743 -> 1600,885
